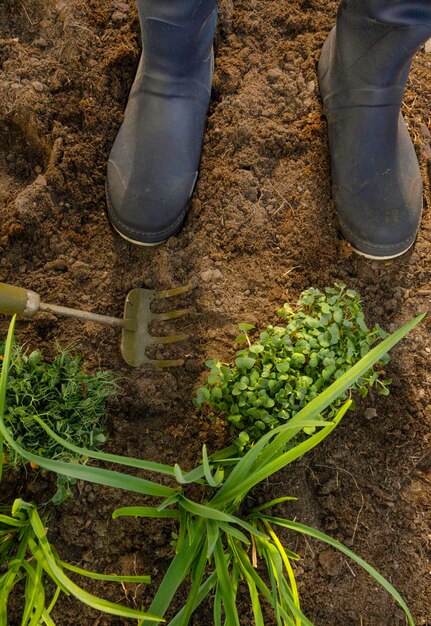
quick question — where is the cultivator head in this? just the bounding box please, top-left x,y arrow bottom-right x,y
121,285 -> 192,367
0,281 -> 192,368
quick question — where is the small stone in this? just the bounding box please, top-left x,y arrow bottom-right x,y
307,80 -> 315,93
267,68 -> 283,84
200,269 -> 213,283
31,81 -> 45,92
34,165 -> 42,174
71,260 -> 91,278
319,549 -> 345,577
111,11 -> 127,23
425,38 -> 431,54
364,407 -> 377,420
35,174 -> 47,186
212,269 -> 223,282
44,258 -> 67,272
215,299 -> 221,306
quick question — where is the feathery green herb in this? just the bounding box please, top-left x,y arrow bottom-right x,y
0,343 -> 117,503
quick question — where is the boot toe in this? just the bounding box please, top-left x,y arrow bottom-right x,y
333,177 -> 422,259
106,159 -> 197,245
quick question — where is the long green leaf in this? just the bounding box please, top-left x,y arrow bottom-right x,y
213,538 -> 240,626
206,520 -> 219,558
177,540 -> 207,626
249,497 -> 297,514
113,507 -> 179,520
213,583 -> 222,626
0,514 -> 27,527
21,559 -> 45,626
46,585 -> 61,614
41,609 -> 56,626
259,516 -> 415,626
213,314 -> 424,505
169,572 -> 217,626
178,496 -> 267,540
231,539 -> 311,626
218,522 -> 250,546
33,416 -> 175,476
27,509 -> 162,621
202,444 -> 222,487
212,402 -> 350,506
143,519 -> 206,625
263,519 -> 300,623
58,560 -> 151,584
244,570 -> 264,626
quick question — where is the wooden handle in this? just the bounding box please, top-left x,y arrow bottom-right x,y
0,283 -> 40,316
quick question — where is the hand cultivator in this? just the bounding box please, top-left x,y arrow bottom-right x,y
0,282 -> 191,367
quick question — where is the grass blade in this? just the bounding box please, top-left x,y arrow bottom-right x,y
113,507 -> 179,520
260,516 -> 415,626
143,519 -> 206,625
206,519 -> 219,558
176,540 -> 207,626
218,522 -> 250,546
178,496 -> 267,540
213,538 -> 240,626
169,572 -> 217,626
27,508 -> 162,622
58,560 -> 151,584
21,560 -> 45,626
33,416 -> 175,477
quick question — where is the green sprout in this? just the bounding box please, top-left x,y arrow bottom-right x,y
196,284 -> 391,450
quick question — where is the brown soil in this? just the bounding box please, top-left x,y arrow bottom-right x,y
0,1 -> 430,625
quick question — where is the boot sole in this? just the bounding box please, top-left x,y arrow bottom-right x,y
350,238 -> 415,261
110,221 -> 166,247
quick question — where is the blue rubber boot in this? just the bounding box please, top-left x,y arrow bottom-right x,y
319,0 -> 431,259
106,0 -> 217,245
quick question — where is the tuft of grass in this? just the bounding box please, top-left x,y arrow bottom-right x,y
195,284 -> 392,450
0,342 -> 117,504
0,499 -> 160,625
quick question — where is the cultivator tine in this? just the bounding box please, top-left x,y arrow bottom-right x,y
121,285 -> 192,367
149,334 -> 189,345
150,309 -> 191,322
154,285 -> 192,299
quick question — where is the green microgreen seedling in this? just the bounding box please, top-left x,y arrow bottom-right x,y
195,284 -> 391,450
0,343 -> 117,504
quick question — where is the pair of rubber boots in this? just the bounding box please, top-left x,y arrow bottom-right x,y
106,0 -> 431,259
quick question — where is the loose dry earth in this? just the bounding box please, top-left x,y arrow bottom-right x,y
0,1 -> 430,624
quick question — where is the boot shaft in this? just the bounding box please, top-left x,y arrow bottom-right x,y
327,0 -> 431,107
135,0 -> 218,79
340,0 -> 431,27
